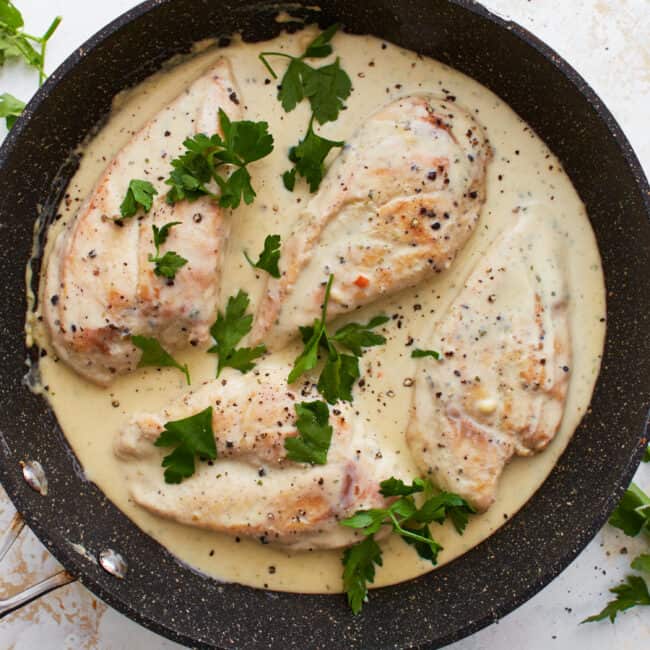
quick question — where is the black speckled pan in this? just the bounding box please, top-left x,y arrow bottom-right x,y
0,1 -> 648,648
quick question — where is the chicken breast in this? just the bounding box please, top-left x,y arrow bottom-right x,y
43,60 -> 241,385
405,216 -> 571,512
114,361 -> 388,549
251,94 -> 492,350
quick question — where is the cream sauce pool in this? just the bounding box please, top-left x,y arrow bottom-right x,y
30,26 -> 606,594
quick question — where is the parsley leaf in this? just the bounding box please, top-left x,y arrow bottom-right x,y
303,58 -> 352,125
379,477 -> 427,497
0,2 -> 61,85
303,23 -> 339,58
608,482 -> 650,537
0,0 -> 23,31
582,575 -> 650,623
644,444 -> 649,463
340,476 -> 475,613
165,109 -> 273,209
244,234 -> 281,278
152,251 -> 187,279
284,400 -> 333,465
331,315 -> 389,356
0,91 -> 24,128
284,119 -> 344,192
119,179 -> 158,219
276,57 -> 310,112
131,335 -> 190,385
154,407 -> 216,484
288,274 -> 388,404
317,345 -> 359,404
631,554 -> 650,573
208,290 -> 266,376
412,348 -> 441,360
147,222 -> 188,279
342,536 -> 383,615
413,491 -> 477,534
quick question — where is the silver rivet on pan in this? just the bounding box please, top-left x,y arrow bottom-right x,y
99,549 -> 127,579
20,460 -> 48,496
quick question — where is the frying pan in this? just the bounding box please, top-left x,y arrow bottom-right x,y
0,1 -> 648,648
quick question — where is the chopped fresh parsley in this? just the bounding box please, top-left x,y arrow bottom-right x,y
608,481 -> 650,537
0,1 -> 61,85
340,476 -> 475,613
631,554 -> 650,573
342,536 -> 383,614
259,25 -> 350,192
284,400 -> 333,465
154,407 -> 216,484
0,91 -> 24,128
585,480 -> 650,623
331,314 -> 390,357
208,289 -> 266,376
287,274 -> 387,404
283,118 -> 344,192
244,234 -> 281,278
582,575 -> 650,623
165,109 -> 273,209
644,444 -> 650,463
148,222 -> 188,279
131,335 -> 190,385
411,348 -> 441,360
119,179 -> 158,219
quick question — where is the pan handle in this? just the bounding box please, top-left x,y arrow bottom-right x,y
0,512 -> 77,619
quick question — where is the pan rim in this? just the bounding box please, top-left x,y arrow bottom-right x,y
0,1 -> 648,648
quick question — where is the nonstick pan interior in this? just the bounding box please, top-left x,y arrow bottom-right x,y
0,1 -> 648,648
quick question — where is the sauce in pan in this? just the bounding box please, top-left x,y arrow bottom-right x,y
30,26 -> 605,594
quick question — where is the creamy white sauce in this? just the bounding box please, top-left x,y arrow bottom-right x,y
31,26 -> 606,594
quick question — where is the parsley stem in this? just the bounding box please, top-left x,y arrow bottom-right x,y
258,52 -> 295,79
388,511 -> 434,546
19,31 -> 44,42
41,16 -> 62,43
321,273 -> 334,322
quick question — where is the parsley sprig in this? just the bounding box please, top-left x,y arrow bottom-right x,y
284,400 -> 333,465
0,1 -> 61,129
244,233 -> 281,278
259,24 -> 351,192
148,222 -> 188,280
131,335 -> 190,385
154,407 -> 216,484
165,109 -> 273,209
208,290 -> 266,376
288,274 -> 388,404
584,477 -> 650,623
340,477 -> 475,613
0,1 -> 61,85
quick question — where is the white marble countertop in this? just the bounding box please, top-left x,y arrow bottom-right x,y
0,1 -> 648,648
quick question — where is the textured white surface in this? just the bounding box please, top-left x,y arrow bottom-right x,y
0,1 -> 648,648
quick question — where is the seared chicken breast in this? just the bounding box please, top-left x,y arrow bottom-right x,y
406,216 -> 571,512
115,361 -> 388,549
251,94 -> 492,349
43,60 -> 241,385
